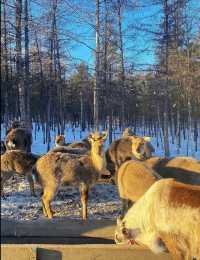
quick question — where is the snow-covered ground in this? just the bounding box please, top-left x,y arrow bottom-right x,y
1,123 -> 200,221
1,177 -> 120,221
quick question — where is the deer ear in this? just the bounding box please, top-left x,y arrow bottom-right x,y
101,131 -> 108,140
87,134 -> 93,142
144,136 -> 151,142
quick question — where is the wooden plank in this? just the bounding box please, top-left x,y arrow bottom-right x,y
1,236 -> 113,244
1,244 -> 172,260
1,218 -> 116,239
1,245 -> 36,260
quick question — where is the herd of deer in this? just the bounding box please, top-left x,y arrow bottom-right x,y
1,122 -> 200,260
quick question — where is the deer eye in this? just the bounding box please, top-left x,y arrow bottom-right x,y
122,227 -> 128,235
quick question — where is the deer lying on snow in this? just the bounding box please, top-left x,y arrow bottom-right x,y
5,122 -> 32,152
1,150 -> 39,197
105,134 -> 155,183
115,178 -> 200,260
33,131 -> 107,220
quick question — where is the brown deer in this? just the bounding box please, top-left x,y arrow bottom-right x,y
55,135 -> 71,147
122,127 -> 134,137
1,150 -> 39,197
50,146 -> 88,155
115,178 -> 200,260
117,160 -> 162,216
145,156 -> 200,184
105,135 -> 155,183
33,131 -> 107,220
118,156 -> 200,216
5,123 -> 32,152
67,137 -> 91,150
55,134 -> 91,151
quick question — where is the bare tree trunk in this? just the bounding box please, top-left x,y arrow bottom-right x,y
117,0 -> 125,130
80,90 -> 84,130
94,0 -> 100,130
108,64 -> 113,144
163,0 -> 170,157
103,0 -> 108,125
16,0 -> 26,123
24,0 -> 31,128
3,0 -> 9,130
46,1 -> 57,151
54,14 -> 64,134
175,102 -> 180,154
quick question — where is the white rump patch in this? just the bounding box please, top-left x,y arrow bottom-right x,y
7,140 -> 15,148
143,136 -> 151,142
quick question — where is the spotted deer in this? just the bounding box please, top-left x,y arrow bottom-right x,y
33,131 -> 107,220
1,150 -> 39,197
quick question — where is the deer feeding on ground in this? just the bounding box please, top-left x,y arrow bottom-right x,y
115,178 -> 200,260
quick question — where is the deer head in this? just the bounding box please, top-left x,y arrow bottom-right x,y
129,136 -> 154,160
122,127 -> 134,137
115,217 -> 140,245
87,131 -> 108,171
88,131 -> 107,154
55,135 -> 66,146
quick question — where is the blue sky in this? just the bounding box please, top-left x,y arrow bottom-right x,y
31,0 -> 200,73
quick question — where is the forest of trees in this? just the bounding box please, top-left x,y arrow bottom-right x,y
1,0 -> 200,155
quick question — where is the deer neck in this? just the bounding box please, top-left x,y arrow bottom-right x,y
90,146 -> 106,172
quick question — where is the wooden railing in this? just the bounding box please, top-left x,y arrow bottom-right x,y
1,218 -> 171,260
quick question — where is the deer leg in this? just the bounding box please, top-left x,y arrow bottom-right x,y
1,173 -> 12,198
1,177 -> 5,198
160,233 -> 184,260
114,166 -> 119,185
42,199 -> 48,217
121,199 -> 128,217
121,199 -> 133,217
42,187 -> 56,219
80,183 -> 89,220
27,172 -> 36,197
127,199 -> 133,209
